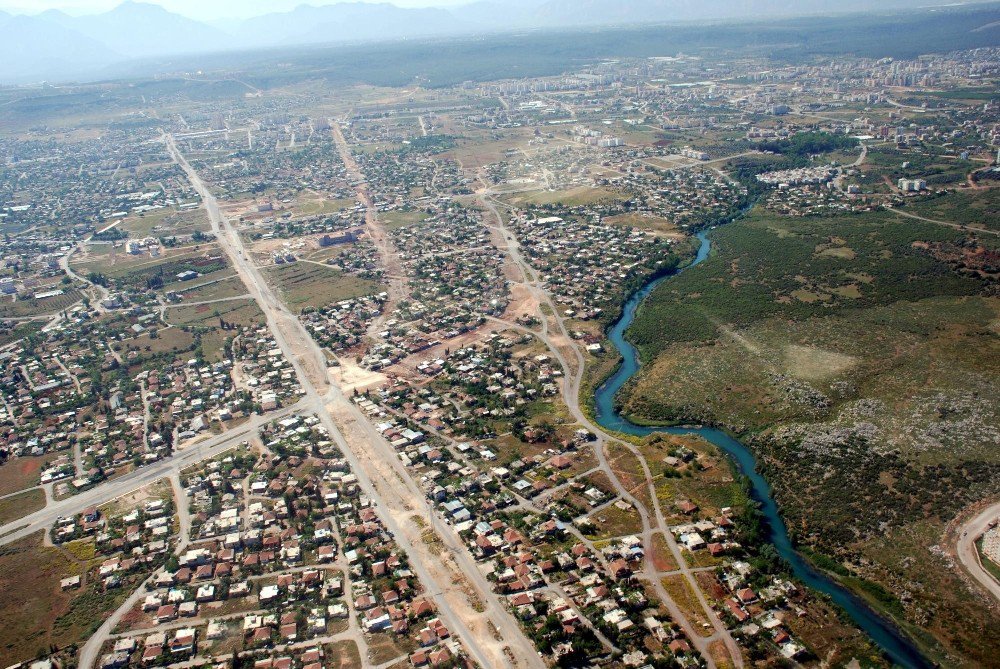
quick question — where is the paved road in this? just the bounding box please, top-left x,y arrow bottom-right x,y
477,184 -> 744,669
78,474 -> 194,669
890,207 -> 1000,236
167,135 -> 542,669
0,403 -> 303,547
956,502 -> 1000,603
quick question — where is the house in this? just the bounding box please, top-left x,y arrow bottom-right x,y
170,628 -> 196,655
155,604 -> 177,622
608,558 -> 631,580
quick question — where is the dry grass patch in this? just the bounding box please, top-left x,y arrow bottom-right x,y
0,488 -> 45,525
783,344 -> 858,382
508,186 -> 624,207
0,532 -> 84,664
325,640 -> 364,669
367,633 -> 417,665
662,575 -> 713,637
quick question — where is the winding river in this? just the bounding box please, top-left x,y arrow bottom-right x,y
594,230 -> 932,669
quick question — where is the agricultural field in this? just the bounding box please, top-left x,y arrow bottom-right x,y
0,289 -> 83,318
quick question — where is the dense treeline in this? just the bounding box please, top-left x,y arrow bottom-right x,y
756,132 -> 857,159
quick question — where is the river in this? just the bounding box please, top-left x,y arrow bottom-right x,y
594,229 -> 932,669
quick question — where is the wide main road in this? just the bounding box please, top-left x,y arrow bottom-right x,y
166,135 -> 544,669
0,404 -> 304,547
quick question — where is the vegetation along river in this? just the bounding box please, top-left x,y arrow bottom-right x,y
594,229 -> 932,669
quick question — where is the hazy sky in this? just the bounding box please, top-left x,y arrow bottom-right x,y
0,0 -> 471,20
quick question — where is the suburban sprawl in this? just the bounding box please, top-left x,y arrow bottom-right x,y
1,6 -> 1000,669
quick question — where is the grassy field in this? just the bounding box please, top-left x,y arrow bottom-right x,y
505,186 -> 625,207
172,275 -> 247,302
0,488 -> 45,526
0,532 -> 85,664
115,326 -> 197,363
976,537 -> 1000,583
119,208 -> 211,237
366,633 -> 417,665
166,299 -> 264,328
661,575 -> 714,636
296,197 -> 357,216
265,262 -> 379,312
381,209 -> 430,231
443,128 -> 535,170
604,212 -> 685,238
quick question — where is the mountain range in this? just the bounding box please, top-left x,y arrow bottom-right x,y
0,0 -> 997,83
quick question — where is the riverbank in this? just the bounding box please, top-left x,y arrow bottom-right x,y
591,225 -> 934,669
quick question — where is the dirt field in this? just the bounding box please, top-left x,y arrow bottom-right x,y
503,284 -> 541,322
330,358 -> 387,394
264,262 -> 380,312
0,453 -> 61,497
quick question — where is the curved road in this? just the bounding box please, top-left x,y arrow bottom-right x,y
956,503 -> 1000,602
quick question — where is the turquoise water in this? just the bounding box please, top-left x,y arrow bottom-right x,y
594,230 -> 932,669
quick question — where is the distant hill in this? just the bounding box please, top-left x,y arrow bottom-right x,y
0,0 -> 998,83
0,14 -> 122,83
234,2 -> 466,47
471,0 -> 1000,27
38,2 -> 235,59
